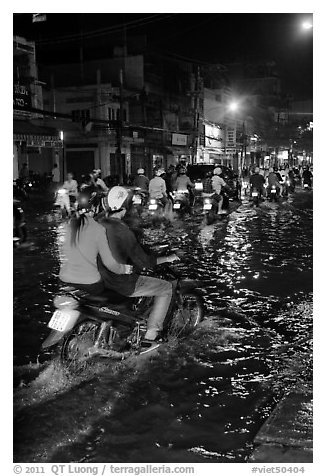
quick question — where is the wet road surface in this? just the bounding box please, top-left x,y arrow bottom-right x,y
13,191 -> 313,463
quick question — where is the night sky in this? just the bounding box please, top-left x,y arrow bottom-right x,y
13,13 -> 313,100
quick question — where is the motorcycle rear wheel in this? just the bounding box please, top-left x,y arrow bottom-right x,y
61,321 -> 101,374
167,293 -> 204,339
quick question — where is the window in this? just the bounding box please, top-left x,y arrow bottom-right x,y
71,109 -> 90,122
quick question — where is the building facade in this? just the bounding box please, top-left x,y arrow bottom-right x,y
13,36 -> 63,181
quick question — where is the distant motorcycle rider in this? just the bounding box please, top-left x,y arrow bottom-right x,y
249,167 -> 265,197
267,167 -> 281,195
174,167 -> 195,192
302,166 -> 313,188
211,167 -> 228,215
149,168 -> 169,208
133,168 -> 149,192
97,186 -> 179,351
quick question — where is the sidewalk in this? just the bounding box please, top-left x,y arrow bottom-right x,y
249,388 -> 313,463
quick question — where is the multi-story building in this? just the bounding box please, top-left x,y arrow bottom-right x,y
39,47 -> 200,179
13,36 -> 63,180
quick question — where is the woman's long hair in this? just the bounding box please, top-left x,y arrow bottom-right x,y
70,212 -> 88,246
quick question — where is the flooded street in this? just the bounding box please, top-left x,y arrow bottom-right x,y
13,191 -> 313,463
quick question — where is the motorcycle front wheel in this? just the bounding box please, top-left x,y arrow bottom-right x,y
167,293 -> 204,339
61,321 -> 101,374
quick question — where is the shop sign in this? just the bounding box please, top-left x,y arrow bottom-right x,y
172,133 -> 187,146
13,83 -> 32,111
205,124 -> 223,148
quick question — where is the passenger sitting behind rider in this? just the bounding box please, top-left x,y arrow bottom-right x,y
96,186 -> 179,351
59,192 -> 133,297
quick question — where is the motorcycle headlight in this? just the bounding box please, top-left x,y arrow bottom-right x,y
150,199 -> 156,204
204,198 -> 211,204
58,189 -> 66,195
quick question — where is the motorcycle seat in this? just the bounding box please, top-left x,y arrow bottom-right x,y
61,286 -> 128,305
83,290 -> 130,305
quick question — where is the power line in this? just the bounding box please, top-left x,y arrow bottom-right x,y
36,14 -> 176,46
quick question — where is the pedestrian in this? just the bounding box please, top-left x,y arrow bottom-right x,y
19,163 -> 29,182
51,164 -> 60,188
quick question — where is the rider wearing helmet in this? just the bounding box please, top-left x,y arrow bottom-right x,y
174,167 -> 195,192
149,168 -> 168,207
211,167 -> 227,215
59,193 -> 133,297
97,186 -> 179,351
133,168 -> 149,192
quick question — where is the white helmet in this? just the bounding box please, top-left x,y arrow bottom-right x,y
137,168 -> 145,175
213,167 -> 222,175
106,186 -> 130,211
156,168 -> 165,177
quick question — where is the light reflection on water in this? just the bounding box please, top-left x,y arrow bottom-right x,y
13,193 -> 312,463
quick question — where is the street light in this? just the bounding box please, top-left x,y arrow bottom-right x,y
229,102 -> 239,112
302,21 -> 313,30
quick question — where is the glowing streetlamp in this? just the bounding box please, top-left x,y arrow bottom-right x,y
229,102 -> 239,112
302,21 -> 313,30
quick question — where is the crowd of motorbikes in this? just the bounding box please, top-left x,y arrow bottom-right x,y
14,163 -> 313,372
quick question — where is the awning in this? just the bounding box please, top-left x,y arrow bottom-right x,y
13,119 -> 60,142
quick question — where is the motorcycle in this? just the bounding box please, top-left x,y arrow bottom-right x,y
303,177 -> 312,190
241,180 -> 249,197
147,197 -> 165,218
54,188 -> 72,218
13,199 -> 27,247
202,190 -> 229,225
41,251 -> 204,374
267,185 -> 280,202
172,190 -> 191,215
250,187 -> 261,207
13,179 -> 30,201
132,188 -> 148,217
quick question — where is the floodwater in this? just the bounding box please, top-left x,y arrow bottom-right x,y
13,191 -> 313,463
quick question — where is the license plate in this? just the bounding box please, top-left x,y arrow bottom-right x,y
203,203 -> 212,210
133,197 -> 142,204
252,192 -> 258,197
173,203 -> 181,209
271,189 -> 276,194
149,204 -> 157,210
48,310 -> 76,332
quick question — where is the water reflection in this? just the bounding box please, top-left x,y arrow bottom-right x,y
13,193 -> 312,463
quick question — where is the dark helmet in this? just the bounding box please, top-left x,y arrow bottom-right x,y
76,186 -> 97,213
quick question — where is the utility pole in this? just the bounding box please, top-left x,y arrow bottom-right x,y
115,68 -> 124,184
192,66 -> 200,165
